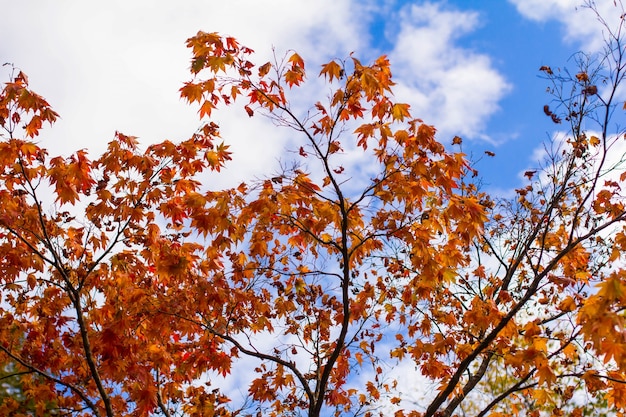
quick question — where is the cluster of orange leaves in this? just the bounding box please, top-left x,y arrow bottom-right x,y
0,32 -> 625,417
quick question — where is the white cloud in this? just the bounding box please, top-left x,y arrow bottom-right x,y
508,0 -> 578,22
508,0 -> 624,52
386,3 -> 511,141
0,0 -> 368,188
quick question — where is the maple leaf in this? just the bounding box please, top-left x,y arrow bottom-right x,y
391,103 -> 411,121
284,68 -> 304,87
199,100 -> 215,118
598,273 -> 624,300
288,52 -> 305,70
589,135 -> 600,146
320,60 -> 343,82
258,61 -> 272,77
132,383 -> 158,415
249,377 -> 274,402
180,82 -> 204,104
536,362 -> 556,386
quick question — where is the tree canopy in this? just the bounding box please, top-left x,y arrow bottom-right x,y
1,2 -> 626,417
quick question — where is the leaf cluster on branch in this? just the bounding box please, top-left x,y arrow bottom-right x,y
1,2 -> 626,417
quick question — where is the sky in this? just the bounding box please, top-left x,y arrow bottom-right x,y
1,0 -> 625,412
2,0 -> 622,194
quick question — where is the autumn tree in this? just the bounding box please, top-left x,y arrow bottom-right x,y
0,66 -> 235,416
174,34 -> 486,417
438,3 -> 626,417
0,37 -> 482,417
1,2 -> 626,417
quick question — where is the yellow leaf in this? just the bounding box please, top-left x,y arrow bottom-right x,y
295,277 -> 305,294
561,343 -> 578,361
147,344 -> 161,354
558,296 -> 576,312
442,269 -> 457,282
533,336 -> 548,353
391,103 -> 411,121
532,388 -> 552,405
598,273 -> 624,300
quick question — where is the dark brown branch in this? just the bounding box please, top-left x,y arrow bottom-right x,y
425,211 -> 626,417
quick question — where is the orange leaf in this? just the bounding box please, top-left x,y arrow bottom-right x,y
320,60 -> 343,82
258,62 -> 272,77
391,103 -> 411,121
288,52 -> 305,70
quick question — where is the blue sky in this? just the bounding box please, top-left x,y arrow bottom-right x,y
437,1 -> 565,188
2,0 -> 618,196
439,0 -> 575,189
